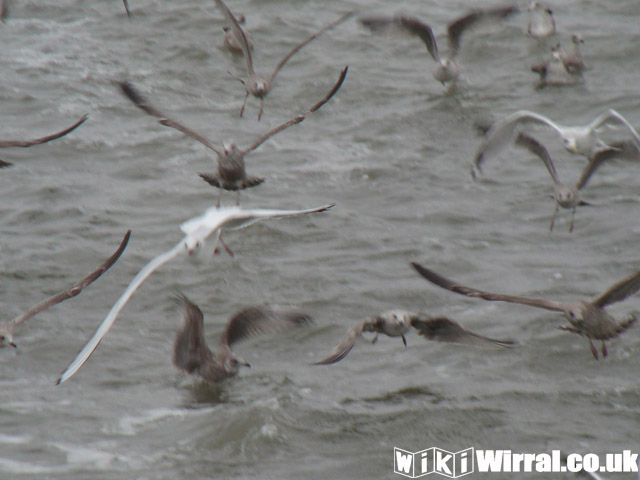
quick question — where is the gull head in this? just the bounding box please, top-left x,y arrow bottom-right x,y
223,142 -> 241,158
555,187 -> 576,207
562,136 -> 579,153
223,353 -> 251,376
571,33 -> 584,44
375,310 -> 412,336
0,324 -> 16,348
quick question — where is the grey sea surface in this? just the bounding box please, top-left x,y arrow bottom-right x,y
1,0 -> 639,478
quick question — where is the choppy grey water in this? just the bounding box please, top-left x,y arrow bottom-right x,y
1,0 -> 639,478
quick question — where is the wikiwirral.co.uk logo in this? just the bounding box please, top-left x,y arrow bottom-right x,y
394,447 -> 474,478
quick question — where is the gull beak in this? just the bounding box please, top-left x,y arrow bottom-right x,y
9,341 -> 17,349
243,361 -> 251,368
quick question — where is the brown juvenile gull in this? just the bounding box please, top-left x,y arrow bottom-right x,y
222,14 -> 253,54
56,203 -> 333,384
514,132 -> 621,232
411,262 -> 640,360
530,48 -> 576,87
173,293 -> 312,383
0,230 -> 130,349
214,0 -> 353,120
119,67 -> 347,206
359,5 -> 518,86
527,0 -> 555,39
557,33 -> 585,74
313,310 -> 514,365
472,109 -> 640,176
0,114 -> 88,167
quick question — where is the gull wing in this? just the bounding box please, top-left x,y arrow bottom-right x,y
243,66 -> 348,154
588,109 -> 640,151
313,322 -> 365,365
213,0 -> 255,75
514,132 -> 560,184
268,11 -> 353,85
410,314 -> 515,348
219,305 -> 313,347
447,5 -> 518,59
119,81 -> 222,155
473,110 -> 564,174
411,262 -> 566,312
592,270 -> 640,308
12,230 -> 131,328
359,14 -> 439,62
0,114 -> 88,148
575,147 -> 620,190
123,0 -> 130,19
172,293 -> 212,374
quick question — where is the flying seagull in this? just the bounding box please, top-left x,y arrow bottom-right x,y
222,14 -> 253,54
527,0 -> 555,38
472,109 -> 640,176
411,262 -> 639,360
0,230 -> 130,349
173,293 -> 312,383
119,66 -> 347,206
514,132 -> 621,232
56,203 -> 334,384
214,0 -> 353,120
0,114 -> 88,167
313,310 -> 514,365
359,5 -> 518,85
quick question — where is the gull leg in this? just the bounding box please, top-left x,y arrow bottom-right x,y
257,98 -> 264,121
601,340 -> 608,358
549,204 -> 559,232
401,335 -> 407,347
588,339 -> 599,360
568,206 -> 576,233
371,333 -> 379,345
214,233 -> 234,257
236,191 -> 241,206
216,189 -> 222,209
239,91 -> 249,118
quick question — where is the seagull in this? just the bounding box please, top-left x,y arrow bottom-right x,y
557,33 -> 585,74
411,262 -> 640,360
313,310 -> 514,365
0,230 -> 130,349
359,5 -> 518,85
527,0 -> 555,38
119,67 -> 346,206
530,48 -> 576,87
55,203 -> 334,384
173,293 -> 312,383
214,0 -> 353,120
472,109 -> 640,175
514,132 -> 621,232
0,114 -> 88,167
222,14 -> 253,54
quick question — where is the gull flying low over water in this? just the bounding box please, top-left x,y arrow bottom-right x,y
527,0 -> 555,38
214,0 -> 353,120
173,293 -> 312,383
411,262 -> 640,360
56,203 -> 334,384
313,310 -> 514,365
359,5 -> 518,85
119,67 -> 346,206
0,114 -> 88,167
0,230 -> 130,349
514,133 -> 622,232
472,109 -> 640,176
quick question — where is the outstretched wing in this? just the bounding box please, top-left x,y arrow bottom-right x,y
588,109 -> 640,151
514,132 -> 560,184
411,262 -> 566,312
268,10 -> 354,85
213,0 -> 255,75
575,147 -> 620,190
313,322 -> 365,365
410,314 -> 515,348
0,114 -> 88,148
119,81 -> 222,155
172,293 -> 212,374
12,230 -> 131,327
243,66 -> 348,154
359,14 -> 439,62
220,305 -> 313,347
592,270 -> 640,308
447,6 -> 518,59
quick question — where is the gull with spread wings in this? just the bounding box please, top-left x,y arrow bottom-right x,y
0,230 -> 130,349
0,114 -> 88,168
214,0 -> 353,120
119,67 -> 347,206
473,109 -> 640,176
359,5 -> 518,86
314,310 -> 514,365
411,262 -> 640,360
56,203 -> 333,384
173,293 -> 312,383
514,132 -> 622,232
